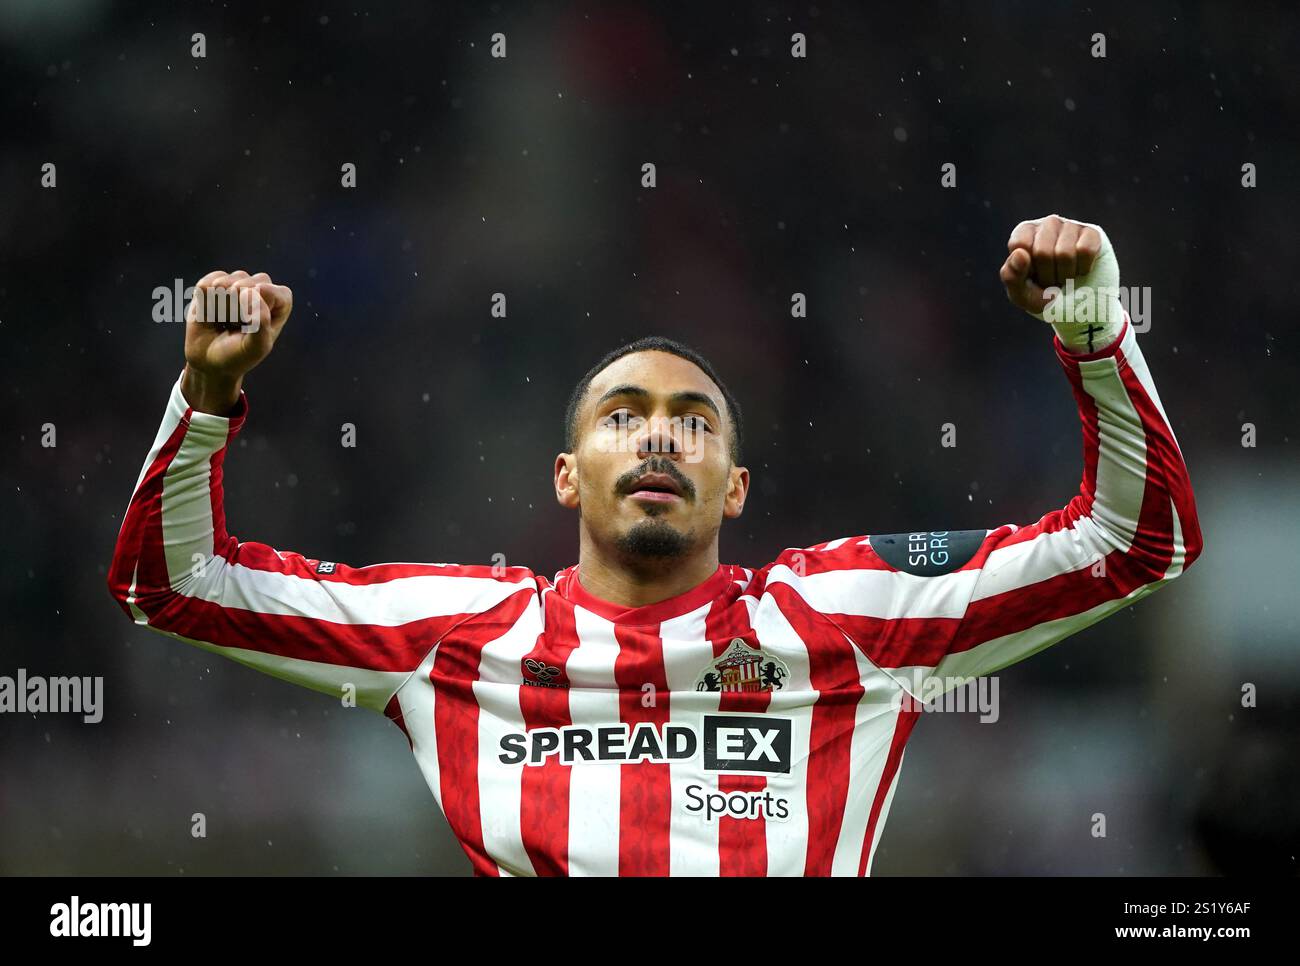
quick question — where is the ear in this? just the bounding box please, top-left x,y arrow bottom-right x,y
723,465 -> 749,519
554,452 -> 580,510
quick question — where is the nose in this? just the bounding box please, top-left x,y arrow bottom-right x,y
636,414 -> 685,461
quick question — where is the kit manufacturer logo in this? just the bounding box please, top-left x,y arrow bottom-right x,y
522,657 -> 565,689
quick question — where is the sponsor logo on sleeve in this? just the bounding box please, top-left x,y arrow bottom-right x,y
867,529 -> 984,576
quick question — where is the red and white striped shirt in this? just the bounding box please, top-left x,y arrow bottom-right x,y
108,315 -> 1202,875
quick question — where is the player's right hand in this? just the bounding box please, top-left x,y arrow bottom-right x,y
999,215 -> 1107,317
184,270 -> 293,380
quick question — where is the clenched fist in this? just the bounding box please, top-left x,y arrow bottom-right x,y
1000,214 -> 1125,354
182,271 -> 293,414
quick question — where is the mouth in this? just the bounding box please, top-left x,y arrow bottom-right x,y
623,472 -> 686,503
627,489 -> 682,504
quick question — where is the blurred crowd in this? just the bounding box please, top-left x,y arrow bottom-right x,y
1,0 -> 1296,874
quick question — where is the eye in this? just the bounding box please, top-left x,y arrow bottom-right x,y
682,414 -> 712,432
600,409 -> 643,431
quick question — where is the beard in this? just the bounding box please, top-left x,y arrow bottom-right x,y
615,517 -> 692,559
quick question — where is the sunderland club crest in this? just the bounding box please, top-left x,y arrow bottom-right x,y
695,639 -> 790,693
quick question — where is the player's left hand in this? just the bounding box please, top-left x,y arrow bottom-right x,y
999,214 -> 1105,316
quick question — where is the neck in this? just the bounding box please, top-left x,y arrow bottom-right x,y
576,528 -> 720,610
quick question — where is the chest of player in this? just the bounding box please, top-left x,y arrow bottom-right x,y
413,594 -> 887,759
426,592 -> 873,697
396,606 -> 912,879
394,594 -> 910,876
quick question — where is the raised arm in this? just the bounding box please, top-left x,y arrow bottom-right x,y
755,217 -> 1203,691
928,217 -> 1204,679
107,271 -> 528,712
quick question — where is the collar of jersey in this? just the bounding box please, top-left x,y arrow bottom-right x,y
563,564 -> 732,625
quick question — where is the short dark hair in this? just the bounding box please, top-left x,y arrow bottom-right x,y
564,336 -> 744,465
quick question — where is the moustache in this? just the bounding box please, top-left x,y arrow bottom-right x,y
615,459 -> 695,499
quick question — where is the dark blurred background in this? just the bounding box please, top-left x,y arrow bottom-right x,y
2,0 -> 1297,875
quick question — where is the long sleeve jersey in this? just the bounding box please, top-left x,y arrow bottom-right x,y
108,313 -> 1202,876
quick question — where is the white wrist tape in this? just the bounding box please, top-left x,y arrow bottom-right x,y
1031,221 -> 1126,353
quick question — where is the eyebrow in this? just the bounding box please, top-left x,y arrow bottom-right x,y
594,384 -> 723,425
